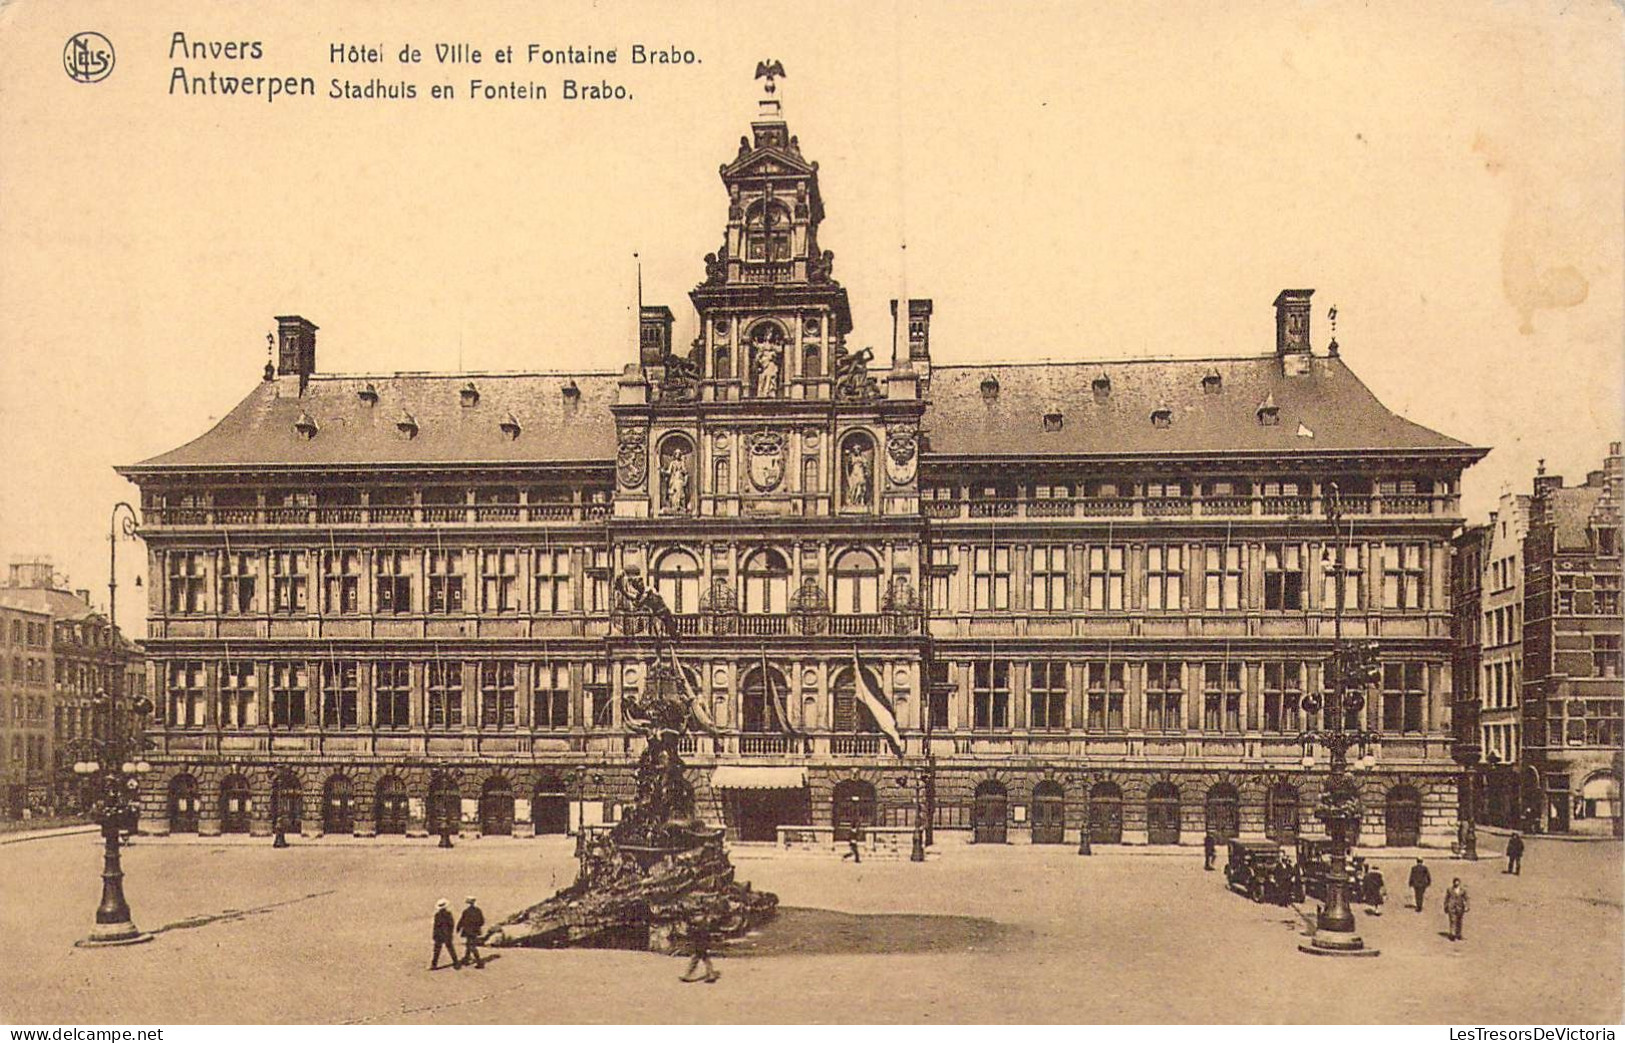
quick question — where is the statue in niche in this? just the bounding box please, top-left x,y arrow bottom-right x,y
750,323 -> 785,399
662,445 -> 692,513
843,440 -> 873,508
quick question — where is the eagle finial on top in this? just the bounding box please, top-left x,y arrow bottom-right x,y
754,60 -> 786,93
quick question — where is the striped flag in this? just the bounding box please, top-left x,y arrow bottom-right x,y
761,647 -> 800,735
668,646 -> 720,735
851,648 -> 904,756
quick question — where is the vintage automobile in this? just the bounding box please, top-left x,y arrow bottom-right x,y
1296,837 -> 1338,900
1224,839 -> 1283,903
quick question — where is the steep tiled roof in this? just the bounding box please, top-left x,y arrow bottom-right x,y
1548,485 -> 1606,550
126,372 -> 621,470
922,355 -> 1474,457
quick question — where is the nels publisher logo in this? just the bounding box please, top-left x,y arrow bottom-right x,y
64,31 -> 115,83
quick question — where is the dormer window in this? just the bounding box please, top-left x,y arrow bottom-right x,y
357,383 -> 379,406
1257,395 -> 1280,426
1150,406 -> 1173,429
1092,374 -> 1111,397
396,412 -> 419,440
980,376 -> 1000,402
460,382 -> 480,408
293,413 -> 318,440
500,413 -> 522,440
1043,412 -> 1063,433
1202,369 -> 1223,394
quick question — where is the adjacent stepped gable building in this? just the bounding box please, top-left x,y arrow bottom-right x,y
1518,447 -> 1623,836
118,78 -> 1487,848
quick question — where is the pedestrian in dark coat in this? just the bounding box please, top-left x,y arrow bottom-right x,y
679,918 -> 719,983
457,896 -> 486,969
1443,878 -> 1470,941
841,821 -> 864,863
1505,832 -> 1525,875
430,898 -> 460,970
1203,832 -> 1216,871
1407,858 -> 1432,912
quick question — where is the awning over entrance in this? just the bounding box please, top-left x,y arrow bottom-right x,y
711,766 -> 807,790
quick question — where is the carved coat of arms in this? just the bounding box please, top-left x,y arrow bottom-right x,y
885,427 -> 918,486
617,427 -> 648,489
747,429 -> 787,492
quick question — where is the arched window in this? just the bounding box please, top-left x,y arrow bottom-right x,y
741,666 -> 789,733
1266,782 -> 1300,841
832,549 -> 881,614
653,550 -> 701,614
745,200 -> 792,261
742,549 -> 790,614
1205,783 -> 1240,840
831,667 -> 881,734
832,779 -> 875,842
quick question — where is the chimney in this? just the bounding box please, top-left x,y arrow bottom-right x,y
639,305 -> 675,367
275,315 -> 318,386
1533,460 -> 1564,499
75,589 -> 90,605
891,298 -> 933,370
1273,289 -> 1314,375
1587,470 -> 1606,488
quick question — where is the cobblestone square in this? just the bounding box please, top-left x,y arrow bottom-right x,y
0,830 -> 1618,1024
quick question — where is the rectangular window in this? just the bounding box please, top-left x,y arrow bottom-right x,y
1086,545 -> 1126,611
1204,545 -> 1242,610
1263,662 -> 1303,733
927,662 -> 951,729
1263,544 -> 1303,610
1595,574 -> 1621,618
480,661 -> 517,729
375,550 -> 413,615
1321,545 -> 1362,611
219,660 -> 257,728
1381,544 -> 1425,610
271,551 -> 309,614
323,550 -> 362,615
585,548 -> 611,614
532,661 -> 570,730
972,547 -> 1011,612
167,660 -> 206,728
320,661 -> 359,729
1029,546 -> 1069,613
220,552 -> 258,614
971,660 -> 1010,730
1144,661 -> 1183,732
167,552 -> 207,614
1203,662 -> 1243,732
533,549 -> 574,613
375,660 -> 411,729
1028,661 -> 1068,730
428,551 -> 465,614
1146,545 -> 1184,611
1381,662 -> 1425,733
1086,662 -> 1125,731
481,549 -> 520,614
428,662 -> 463,729
271,662 -> 308,728
1593,635 -> 1622,679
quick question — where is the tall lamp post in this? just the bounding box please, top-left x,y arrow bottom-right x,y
1298,483 -> 1381,957
73,501 -> 155,948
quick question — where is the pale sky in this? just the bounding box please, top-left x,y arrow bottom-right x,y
1,0 -> 1620,633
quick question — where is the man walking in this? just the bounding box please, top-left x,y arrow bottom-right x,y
841,821 -> 864,864
679,918 -> 720,983
1505,832 -> 1525,875
1408,857 -> 1432,912
1443,878 -> 1470,941
457,896 -> 486,969
430,898 -> 460,971
1203,832 -> 1216,871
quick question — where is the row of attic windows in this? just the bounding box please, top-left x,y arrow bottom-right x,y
295,380 -> 583,441
980,374 -> 1280,431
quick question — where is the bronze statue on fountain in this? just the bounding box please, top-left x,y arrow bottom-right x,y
486,571 -> 778,951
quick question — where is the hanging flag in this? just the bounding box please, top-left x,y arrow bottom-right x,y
851,648 -> 904,756
761,646 -> 800,735
668,645 -> 720,736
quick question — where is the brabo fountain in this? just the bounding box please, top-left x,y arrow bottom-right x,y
486,575 -> 778,952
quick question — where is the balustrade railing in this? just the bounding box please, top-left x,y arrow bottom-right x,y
1262,496 -> 1310,516
739,734 -> 801,756
830,734 -> 882,756
1201,496 -> 1252,516
1144,497 -> 1193,517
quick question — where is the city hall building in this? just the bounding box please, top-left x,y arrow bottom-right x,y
121,83 -> 1486,848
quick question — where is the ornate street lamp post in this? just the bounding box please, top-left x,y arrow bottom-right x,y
1298,484 -> 1380,957
898,772 -> 926,862
1075,770 -> 1093,856
74,502 -> 156,948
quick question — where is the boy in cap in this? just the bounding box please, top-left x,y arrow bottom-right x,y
457,896 -> 486,969
431,899 -> 460,970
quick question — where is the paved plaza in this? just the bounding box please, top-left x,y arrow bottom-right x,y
0,830 -> 1618,1024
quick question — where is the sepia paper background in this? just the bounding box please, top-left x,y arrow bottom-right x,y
0,0 -> 1619,634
